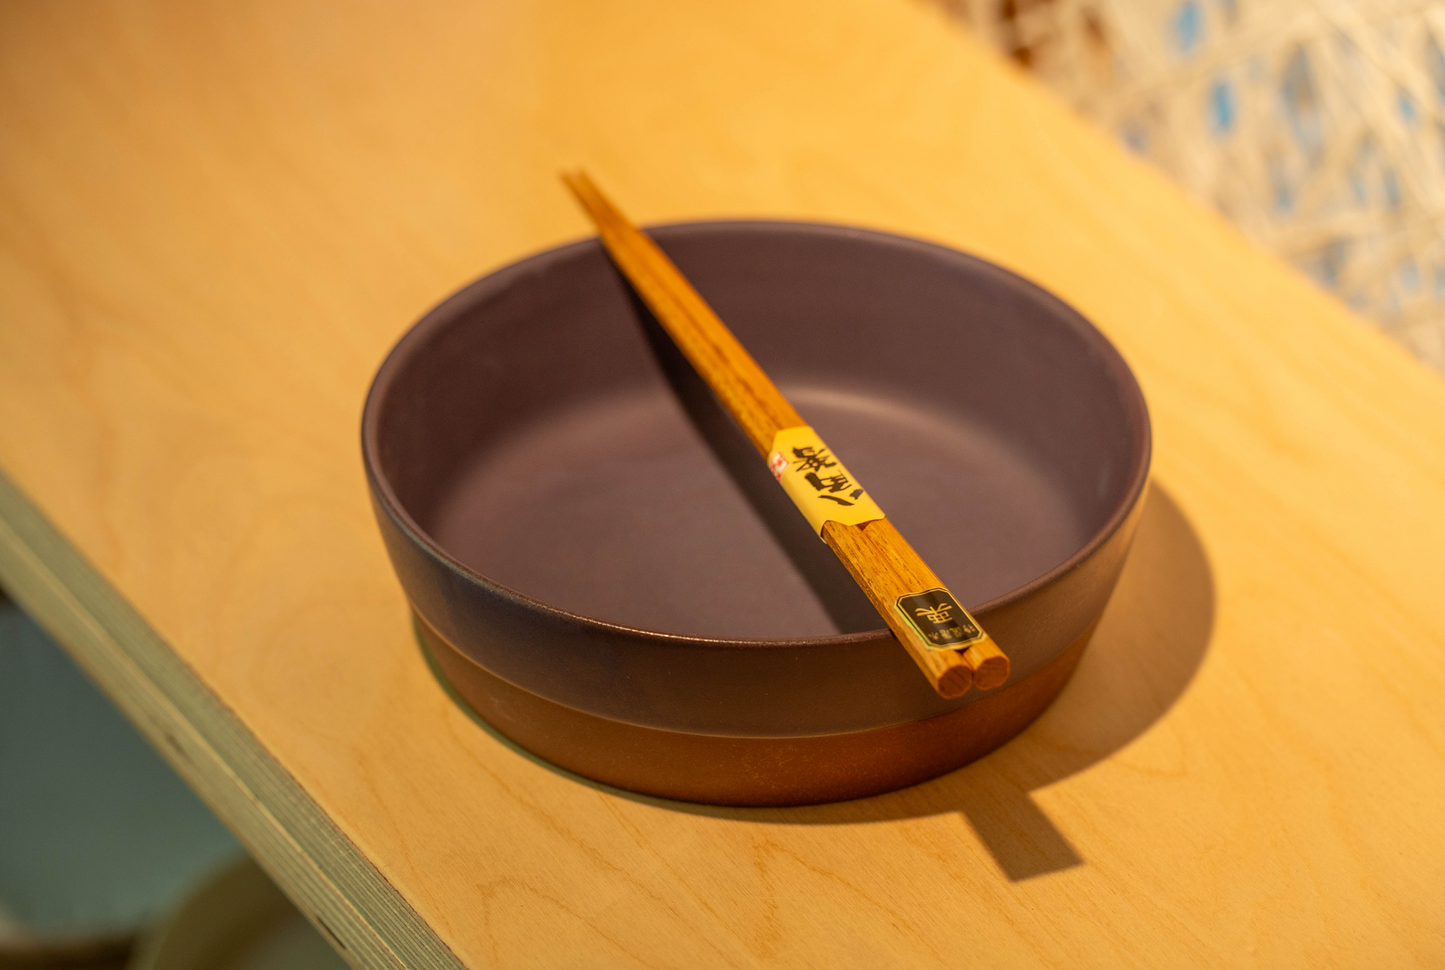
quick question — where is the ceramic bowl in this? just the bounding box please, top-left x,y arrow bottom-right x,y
362,221 -> 1150,806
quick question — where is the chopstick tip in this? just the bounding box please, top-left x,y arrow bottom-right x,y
559,168 -> 593,191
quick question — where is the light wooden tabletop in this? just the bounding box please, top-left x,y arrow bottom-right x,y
3,1 -> 1444,967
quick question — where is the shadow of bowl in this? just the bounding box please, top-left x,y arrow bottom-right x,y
698,484 -> 1215,879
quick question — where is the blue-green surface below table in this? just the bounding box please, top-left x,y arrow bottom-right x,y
0,601 -> 241,954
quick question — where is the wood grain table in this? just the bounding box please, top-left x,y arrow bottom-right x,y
3,1 -> 1444,967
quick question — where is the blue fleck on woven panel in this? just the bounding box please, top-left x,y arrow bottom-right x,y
937,0 -> 1445,374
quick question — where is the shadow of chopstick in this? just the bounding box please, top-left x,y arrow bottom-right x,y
623,284 -> 882,633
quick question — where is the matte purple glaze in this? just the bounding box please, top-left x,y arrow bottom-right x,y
363,221 -> 1150,756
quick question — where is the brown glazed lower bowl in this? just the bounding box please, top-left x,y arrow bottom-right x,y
363,221 -> 1150,806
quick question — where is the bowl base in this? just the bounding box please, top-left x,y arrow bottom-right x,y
418,612 -> 1096,807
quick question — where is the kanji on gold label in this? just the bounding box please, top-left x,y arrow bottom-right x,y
895,588 -> 985,651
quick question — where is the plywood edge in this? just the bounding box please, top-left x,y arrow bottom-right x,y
0,468 -> 466,970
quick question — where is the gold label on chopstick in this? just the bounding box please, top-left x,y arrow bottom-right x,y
767,426 -> 885,535
895,588 -> 985,651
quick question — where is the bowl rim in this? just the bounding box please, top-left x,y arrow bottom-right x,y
361,219 -> 1152,651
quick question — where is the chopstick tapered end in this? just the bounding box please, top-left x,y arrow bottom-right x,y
561,169 -> 624,241
559,168 -> 599,207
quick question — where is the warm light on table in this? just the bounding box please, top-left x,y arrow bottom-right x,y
2,1 -> 1444,967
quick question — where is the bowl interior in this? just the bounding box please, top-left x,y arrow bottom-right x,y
368,222 -> 1144,640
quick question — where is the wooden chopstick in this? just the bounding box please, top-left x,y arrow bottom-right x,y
562,170 -> 1010,699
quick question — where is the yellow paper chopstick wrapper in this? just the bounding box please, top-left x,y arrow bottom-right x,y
767,426 -> 886,535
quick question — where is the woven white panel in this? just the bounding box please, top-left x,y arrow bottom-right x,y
938,0 -> 1445,374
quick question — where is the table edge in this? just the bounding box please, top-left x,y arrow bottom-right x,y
0,466 -> 464,970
